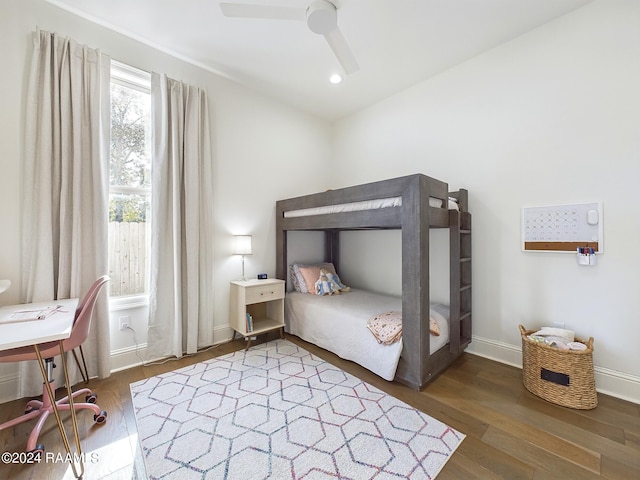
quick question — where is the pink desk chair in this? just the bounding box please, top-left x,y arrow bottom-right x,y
0,276 -> 109,454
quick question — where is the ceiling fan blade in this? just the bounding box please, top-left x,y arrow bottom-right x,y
324,27 -> 359,75
220,3 -> 306,21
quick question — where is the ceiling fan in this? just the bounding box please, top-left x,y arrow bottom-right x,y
220,0 -> 359,75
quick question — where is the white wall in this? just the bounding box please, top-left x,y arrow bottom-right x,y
331,0 -> 640,402
1,0 -> 637,404
0,0 -> 332,397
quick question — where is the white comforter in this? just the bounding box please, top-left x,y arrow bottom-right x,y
284,289 -> 449,381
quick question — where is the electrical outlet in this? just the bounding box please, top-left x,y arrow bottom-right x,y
119,316 -> 130,330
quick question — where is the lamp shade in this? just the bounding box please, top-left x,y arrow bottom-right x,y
233,235 -> 252,255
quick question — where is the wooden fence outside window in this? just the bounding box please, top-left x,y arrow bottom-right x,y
108,221 -> 147,296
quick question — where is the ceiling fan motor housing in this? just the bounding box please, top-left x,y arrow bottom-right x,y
306,0 -> 337,34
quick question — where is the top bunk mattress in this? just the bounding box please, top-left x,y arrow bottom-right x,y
284,289 -> 450,381
283,196 -> 458,218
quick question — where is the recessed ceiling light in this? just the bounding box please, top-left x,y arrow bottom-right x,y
329,74 -> 342,84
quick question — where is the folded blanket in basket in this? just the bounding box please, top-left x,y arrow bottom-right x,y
530,326 -> 576,351
533,327 -> 575,343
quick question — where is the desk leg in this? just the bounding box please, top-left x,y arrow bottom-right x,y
33,343 -> 84,479
58,341 -> 84,476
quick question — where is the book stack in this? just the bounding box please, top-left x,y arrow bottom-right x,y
246,313 -> 253,333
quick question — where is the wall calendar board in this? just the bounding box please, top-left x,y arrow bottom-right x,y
522,202 -> 602,253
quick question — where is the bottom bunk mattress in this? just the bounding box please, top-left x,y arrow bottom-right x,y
284,289 -> 450,381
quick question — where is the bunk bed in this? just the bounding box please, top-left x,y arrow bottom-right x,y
275,174 -> 472,390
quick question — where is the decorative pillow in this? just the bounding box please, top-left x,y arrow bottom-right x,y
290,264 -> 313,293
289,265 -> 304,292
429,315 -> 440,336
297,263 -> 337,293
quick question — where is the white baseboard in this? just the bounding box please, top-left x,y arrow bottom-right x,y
110,325 -> 235,373
467,335 -> 640,404
110,343 -> 149,372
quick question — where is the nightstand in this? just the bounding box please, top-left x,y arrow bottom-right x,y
229,279 -> 285,350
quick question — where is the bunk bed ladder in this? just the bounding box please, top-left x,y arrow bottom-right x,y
449,209 -> 472,354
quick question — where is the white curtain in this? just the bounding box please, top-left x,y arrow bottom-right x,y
20,30 -> 111,396
147,74 -> 215,359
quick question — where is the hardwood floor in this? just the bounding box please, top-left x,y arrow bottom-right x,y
1,335 -> 638,479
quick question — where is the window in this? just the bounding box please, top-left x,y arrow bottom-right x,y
108,61 -> 151,297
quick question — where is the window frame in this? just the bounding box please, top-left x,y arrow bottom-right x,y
108,61 -> 152,306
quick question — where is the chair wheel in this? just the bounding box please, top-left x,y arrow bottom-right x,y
94,411 -> 107,424
24,400 -> 41,414
86,393 -> 98,403
29,444 -> 45,460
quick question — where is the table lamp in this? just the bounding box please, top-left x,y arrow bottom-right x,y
233,235 -> 252,281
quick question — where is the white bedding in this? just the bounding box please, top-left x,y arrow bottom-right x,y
283,196 -> 458,218
284,289 -> 450,381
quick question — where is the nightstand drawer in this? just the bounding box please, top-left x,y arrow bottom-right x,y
245,283 -> 284,304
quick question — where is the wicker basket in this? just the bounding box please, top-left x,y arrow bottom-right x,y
519,325 -> 597,409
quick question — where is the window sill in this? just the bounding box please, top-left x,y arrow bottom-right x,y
109,294 -> 149,312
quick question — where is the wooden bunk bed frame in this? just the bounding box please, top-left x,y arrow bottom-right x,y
275,174 -> 472,390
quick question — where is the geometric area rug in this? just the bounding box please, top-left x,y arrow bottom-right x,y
130,339 -> 464,479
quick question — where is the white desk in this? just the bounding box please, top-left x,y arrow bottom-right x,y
0,298 -> 77,349
0,298 -> 84,478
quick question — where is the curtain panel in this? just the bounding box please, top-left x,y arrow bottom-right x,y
20,30 -> 111,396
147,74 -> 215,360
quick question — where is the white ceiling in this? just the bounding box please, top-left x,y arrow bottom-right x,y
46,0 -> 591,121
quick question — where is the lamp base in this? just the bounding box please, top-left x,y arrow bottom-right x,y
240,255 -> 247,282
